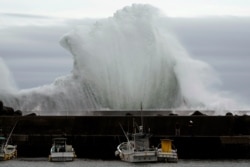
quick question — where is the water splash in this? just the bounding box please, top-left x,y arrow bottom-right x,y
0,58 -> 17,94
0,4 -> 246,115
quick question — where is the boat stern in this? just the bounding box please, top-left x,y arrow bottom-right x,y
157,139 -> 178,162
49,152 -> 75,162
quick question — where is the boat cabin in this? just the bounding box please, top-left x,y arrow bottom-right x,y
51,138 -> 67,152
132,125 -> 153,151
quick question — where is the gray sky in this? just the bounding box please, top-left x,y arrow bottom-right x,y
1,1 -> 250,103
1,0 -> 250,19
170,17 -> 250,101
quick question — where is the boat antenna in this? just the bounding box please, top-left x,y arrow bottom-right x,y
5,120 -> 18,148
140,102 -> 143,132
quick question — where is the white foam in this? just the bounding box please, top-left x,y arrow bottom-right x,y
0,4 -> 248,115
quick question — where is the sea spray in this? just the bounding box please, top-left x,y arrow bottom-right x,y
0,58 -> 17,94
0,4 -> 244,115
60,4 -> 185,110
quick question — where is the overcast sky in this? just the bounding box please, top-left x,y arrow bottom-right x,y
1,0 -> 250,103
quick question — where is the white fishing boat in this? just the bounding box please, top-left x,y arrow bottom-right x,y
115,123 -> 178,163
115,125 -> 158,162
0,137 -> 17,161
49,138 -> 76,162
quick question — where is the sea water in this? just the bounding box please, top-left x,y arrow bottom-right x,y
1,158 -> 249,167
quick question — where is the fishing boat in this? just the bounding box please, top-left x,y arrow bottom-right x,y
48,138 -> 76,162
115,125 -> 158,162
115,121 -> 178,163
0,121 -> 18,161
157,139 -> 178,162
0,136 -> 17,161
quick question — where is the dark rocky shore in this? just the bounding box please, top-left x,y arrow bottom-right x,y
0,100 -> 22,116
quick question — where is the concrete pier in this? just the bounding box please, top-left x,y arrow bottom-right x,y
0,111 -> 250,159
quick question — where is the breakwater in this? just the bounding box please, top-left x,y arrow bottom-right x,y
0,111 -> 250,159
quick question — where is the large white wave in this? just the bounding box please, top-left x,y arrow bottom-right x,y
0,58 -> 17,94
0,4 -> 247,115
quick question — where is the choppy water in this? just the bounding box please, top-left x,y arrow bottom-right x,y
1,158 -> 249,167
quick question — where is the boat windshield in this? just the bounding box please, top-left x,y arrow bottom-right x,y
52,138 -> 67,152
53,138 -> 67,145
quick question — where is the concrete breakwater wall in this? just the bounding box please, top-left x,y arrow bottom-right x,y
0,113 -> 250,159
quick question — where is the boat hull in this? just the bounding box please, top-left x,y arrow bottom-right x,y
49,152 -> 75,162
157,151 -> 178,162
0,146 -> 17,161
119,151 -> 158,162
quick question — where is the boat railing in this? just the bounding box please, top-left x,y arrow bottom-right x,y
117,142 -> 134,152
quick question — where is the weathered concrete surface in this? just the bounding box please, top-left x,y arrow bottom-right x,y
0,113 -> 250,159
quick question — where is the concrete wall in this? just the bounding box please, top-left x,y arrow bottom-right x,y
0,115 -> 250,159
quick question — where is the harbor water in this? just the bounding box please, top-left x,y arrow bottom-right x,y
1,158 -> 249,167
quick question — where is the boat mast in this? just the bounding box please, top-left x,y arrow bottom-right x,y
140,102 -> 143,132
5,121 -> 18,148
